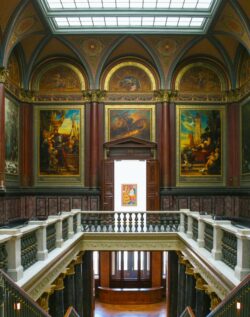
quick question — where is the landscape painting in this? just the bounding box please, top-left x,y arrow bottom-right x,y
177,106 -> 224,185
5,98 -> 19,175
39,108 -> 81,176
105,105 -> 155,141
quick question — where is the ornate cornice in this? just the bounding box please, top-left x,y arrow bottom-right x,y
0,68 -> 9,84
225,89 -> 241,103
82,89 -> 106,103
19,89 -> 35,103
154,89 -> 178,103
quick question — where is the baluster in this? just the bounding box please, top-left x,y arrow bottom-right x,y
114,213 -> 118,232
137,213 -> 141,232
134,213 -> 138,232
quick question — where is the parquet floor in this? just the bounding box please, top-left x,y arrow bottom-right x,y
94,300 -> 167,317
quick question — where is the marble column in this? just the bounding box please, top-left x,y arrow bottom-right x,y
82,251 -> 94,317
64,262 -> 75,313
195,274 -> 210,317
49,274 -> 65,317
185,262 -> 196,311
177,254 -> 187,316
0,68 -> 7,191
167,251 -> 178,317
74,254 -> 84,316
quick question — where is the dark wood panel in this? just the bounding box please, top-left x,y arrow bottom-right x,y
102,160 -> 114,211
147,160 -> 160,210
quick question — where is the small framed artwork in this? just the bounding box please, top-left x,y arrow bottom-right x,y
121,184 -> 137,206
176,105 -> 225,186
105,105 -> 155,142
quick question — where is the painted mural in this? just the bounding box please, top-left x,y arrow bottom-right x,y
39,108 -> 81,176
108,66 -> 152,92
242,103 -> 250,174
178,107 -> 223,178
179,66 -> 221,92
5,98 -> 19,175
39,66 -> 81,92
240,53 -> 250,87
106,105 -> 155,141
7,54 -> 20,87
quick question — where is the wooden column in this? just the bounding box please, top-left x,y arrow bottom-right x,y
82,251 -> 94,317
20,93 -> 34,187
100,251 -> 110,287
151,251 -> 162,287
177,254 -> 187,316
84,90 -> 105,188
227,102 -> 240,187
167,251 -> 178,317
0,68 -> 7,191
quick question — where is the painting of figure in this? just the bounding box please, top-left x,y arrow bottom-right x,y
122,184 -> 137,206
178,107 -> 223,177
39,108 -> 81,176
5,98 -> 19,175
106,105 -> 155,141
242,103 -> 250,174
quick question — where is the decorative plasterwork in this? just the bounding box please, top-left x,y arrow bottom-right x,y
0,68 -> 9,84
83,89 -> 106,102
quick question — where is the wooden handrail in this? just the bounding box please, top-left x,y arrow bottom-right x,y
207,274 -> 250,316
0,269 -> 51,316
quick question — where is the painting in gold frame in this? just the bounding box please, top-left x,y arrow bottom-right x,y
105,105 -> 155,142
176,105 -> 225,186
34,105 -> 84,187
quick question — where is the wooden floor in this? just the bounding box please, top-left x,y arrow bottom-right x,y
94,300 -> 167,317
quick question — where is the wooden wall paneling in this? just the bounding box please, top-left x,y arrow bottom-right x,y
82,196 -> 88,210
36,197 -> 47,217
190,197 -> 200,211
151,251 -> 162,287
99,251 -> 110,287
178,197 -> 189,210
89,196 -> 99,211
85,103 -> 91,187
60,197 -> 71,211
72,197 -> 82,210
169,102 -> 176,187
146,160 -> 160,211
0,83 -> 5,190
201,197 -> 212,214
48,197 -> 58,215
214,197 -> 225,216
102,160 -> 114,211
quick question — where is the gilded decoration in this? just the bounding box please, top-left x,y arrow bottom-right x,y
5,98 -> 19,175
104,62 -> 157,92
176,105 -> 225,186
83,90 -> 106,102
0,68 -> 8,83
34,105 -> 84,187
7,54 -> 20,87
176,64 -> 223,93
105,105 -> 155,142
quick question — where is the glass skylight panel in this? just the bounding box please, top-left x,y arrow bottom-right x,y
190,17 -> 204,26
142,17 -> 154,26
105,17 -> 117,25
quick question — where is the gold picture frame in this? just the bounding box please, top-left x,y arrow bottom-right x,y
105,104 -> 155,142
176,105 -> 226,187
34,105 -> 84,187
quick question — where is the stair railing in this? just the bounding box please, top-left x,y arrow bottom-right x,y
179,306 -> 196,317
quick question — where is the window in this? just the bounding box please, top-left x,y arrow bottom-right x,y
93,251 -> 99,278
111,251 -> 151,287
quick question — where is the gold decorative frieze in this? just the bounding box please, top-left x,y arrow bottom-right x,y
54,274 -> 65,291
195,274 -> 206,291
185,261 -> 195,275
154,89 -> 178,103
65,262 -> 75,276
82,89 -> 106,102
19,89 -> 35,103
209,292 -> 221,310
37,291 -> 52,312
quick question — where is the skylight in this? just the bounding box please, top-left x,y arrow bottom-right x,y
38,0 -> 221,34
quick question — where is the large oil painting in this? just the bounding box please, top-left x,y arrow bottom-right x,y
242,103 -> 250,175
36,107 -> 84,185
105,105 -> 155,141
177,106 -> 225,186
5,98 -> 19,175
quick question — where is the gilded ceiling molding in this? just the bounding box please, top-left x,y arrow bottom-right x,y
103,61 -> 157,91
82,89 -> 106,103
154,89 -> 178,103
0,68 -> 9,84
226,88 -> 241,102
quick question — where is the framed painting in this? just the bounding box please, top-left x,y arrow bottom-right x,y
176,105 -> 225,186
5,97 -> 19,175
34,105 -> 84,186
105,105 -> 155,142
121,184 -> 137,206
241,102 -> 250,183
